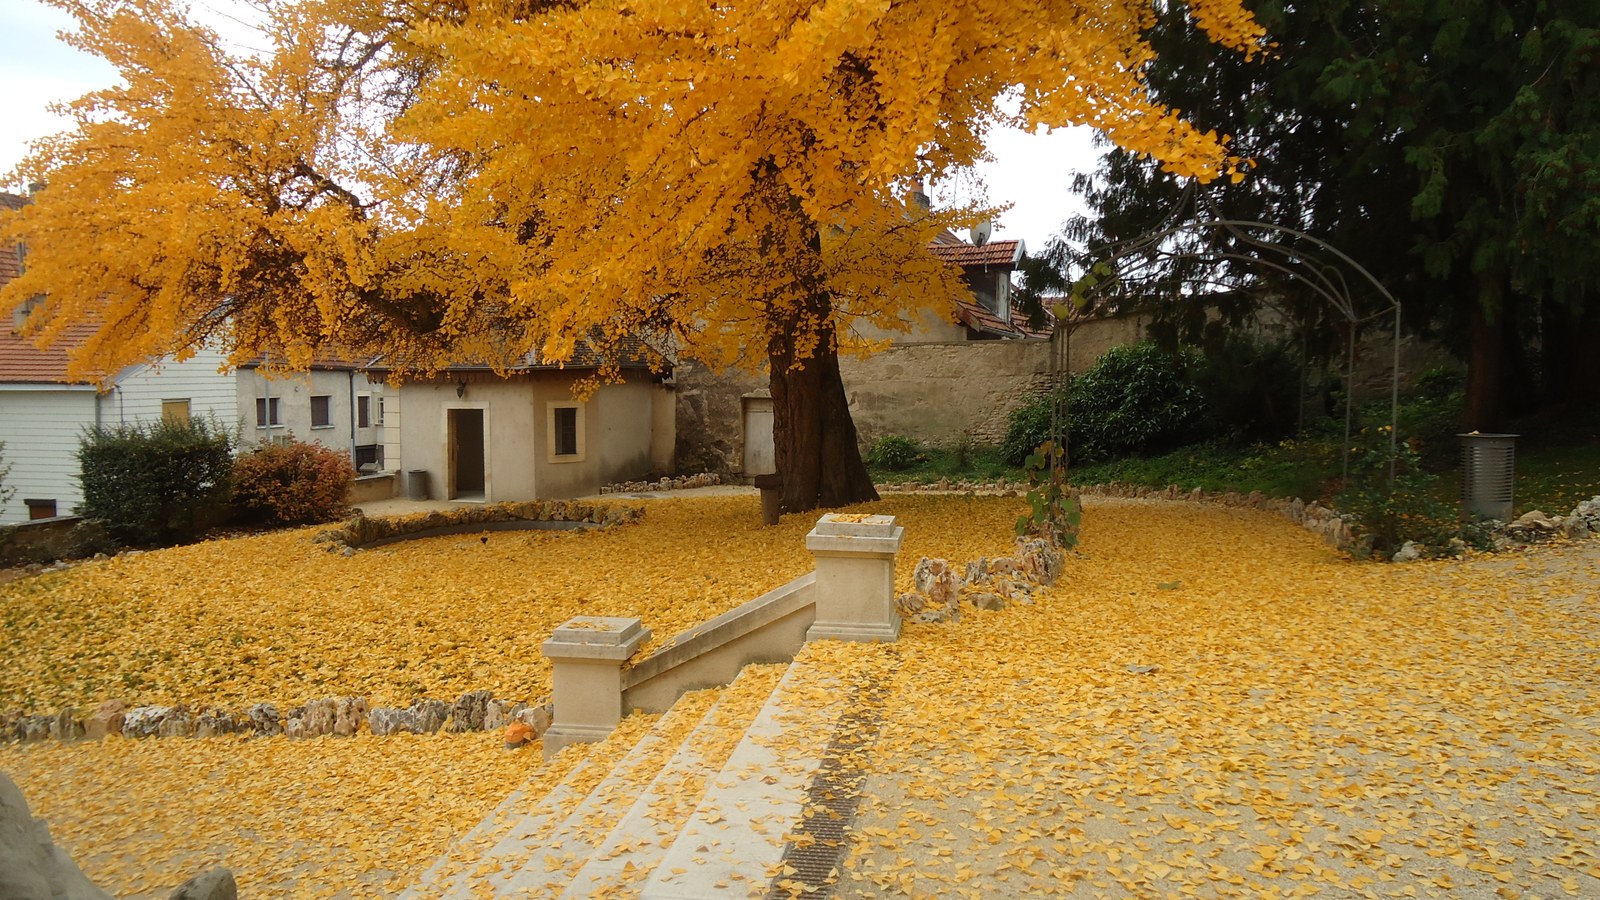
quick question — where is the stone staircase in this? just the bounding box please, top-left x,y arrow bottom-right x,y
403,657 -> 856,899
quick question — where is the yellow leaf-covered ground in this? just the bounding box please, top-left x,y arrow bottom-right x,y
4,494 -> 1599,898
831,499 -> 1600,897
0,495 -> 1017,712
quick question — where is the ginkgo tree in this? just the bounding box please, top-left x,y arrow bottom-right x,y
1,0 -> 1263,512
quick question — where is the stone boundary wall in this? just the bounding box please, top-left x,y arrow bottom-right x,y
315,499 -> 643,552
0,516 -> 109,568
673,341 -> 1057,474
3,692 -> 557,746
837,341 -> 1055,449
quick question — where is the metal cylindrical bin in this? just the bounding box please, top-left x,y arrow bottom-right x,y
406,469 -> 431,501
1459,433 -> 1517,521
752,472 -> 783,526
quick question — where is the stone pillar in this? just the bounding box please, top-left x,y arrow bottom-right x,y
541,616 -> 650,757
805,513 -> 905,643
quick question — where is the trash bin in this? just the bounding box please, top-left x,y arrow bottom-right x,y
1459,433 -> 1517,521
406,469 -> 431,502
752,473 -> 783,526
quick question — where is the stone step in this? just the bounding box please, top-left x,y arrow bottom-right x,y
401,694 -> 713,898
640,655 -> 850,899
560,663 -> 791,898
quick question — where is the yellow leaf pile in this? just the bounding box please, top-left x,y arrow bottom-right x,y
5,494 -> 1597,898
0,494 -> 1017,713
822,499 -> 1600,897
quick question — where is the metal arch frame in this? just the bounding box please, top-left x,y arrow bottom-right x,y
1063,198 -> 1402,485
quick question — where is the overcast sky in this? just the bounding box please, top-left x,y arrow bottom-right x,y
0,0 -> 1101,251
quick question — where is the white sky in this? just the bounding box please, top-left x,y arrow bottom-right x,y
0,0 -> 1101,251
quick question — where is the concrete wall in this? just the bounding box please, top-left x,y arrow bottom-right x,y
396,372 -> 657,502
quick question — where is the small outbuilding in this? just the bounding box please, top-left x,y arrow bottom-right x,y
372,341 -> 674,503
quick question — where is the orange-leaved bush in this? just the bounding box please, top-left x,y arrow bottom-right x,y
232,441 -> 355,526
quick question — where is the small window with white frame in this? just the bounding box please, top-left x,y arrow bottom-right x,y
546,401 -> 585,462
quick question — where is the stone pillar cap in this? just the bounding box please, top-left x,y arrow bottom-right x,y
544,616 -> 650,661
806,513 -> 904,555
812,513 -> 897,537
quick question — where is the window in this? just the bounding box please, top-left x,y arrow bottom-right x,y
311,394 -> 333,428
356,394 -> 371,428
161,399 -> 191,423
376,396 -> 385,425
554,408 -> 578,455
255,397 -> 281,428
546,402 -> 585,462
25,499 -> 57,520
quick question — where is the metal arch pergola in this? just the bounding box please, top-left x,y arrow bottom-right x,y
1049,197 -> 1402,486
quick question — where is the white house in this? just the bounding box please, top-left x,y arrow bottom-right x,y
0,322 -> 241,524
235,356 -> 386,471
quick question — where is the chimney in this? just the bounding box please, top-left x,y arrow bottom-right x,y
910,178 -> 930,211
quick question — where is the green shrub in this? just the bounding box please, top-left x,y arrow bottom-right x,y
1191,334 -> 1301,443
1003,343 -> 1207,466
233,440 -> 356,526
866,435 -> 927,471
1335,431 -> 1463,558
1001,387 -> 1064,466
78,419 -> 235,546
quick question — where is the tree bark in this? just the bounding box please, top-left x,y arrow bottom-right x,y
767,292 -> 879,513
1463,282 -> 1507,432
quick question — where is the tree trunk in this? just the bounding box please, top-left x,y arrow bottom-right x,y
1463,286 -> 1507,432
767,292 -> 879,513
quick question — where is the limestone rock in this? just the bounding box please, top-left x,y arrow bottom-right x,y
84,700 -> 126,740
411,699 -> 450,734
1391,541 -> 1425,563
122,706 -> 175,738
48,710 -> 83,742
968,592 -> 1006,611
156,707 -> 194,738
168,867 -> 237,900
513,703 -> 553,738
368,699 -> 452,736
333,697 -> 367,736
194,709 -> 243,739
1015,537 -> 1064,586
893,591 -> 927,617
245,703 -> 282,736
914,557 -> 961,608
367,707 -> 412,737
0,772 -> 116,900
285,697 -> 365,737
483,699 -> 527,731
450,690 -> 493,733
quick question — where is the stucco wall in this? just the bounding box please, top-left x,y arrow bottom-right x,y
236,368 -> 384,461
397,372 -> 656,502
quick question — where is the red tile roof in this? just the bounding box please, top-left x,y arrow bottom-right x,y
953,298 -> 1052,339
2,193 -> 99,384
929,239 -> 1023,268
0,322 -> 99,384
